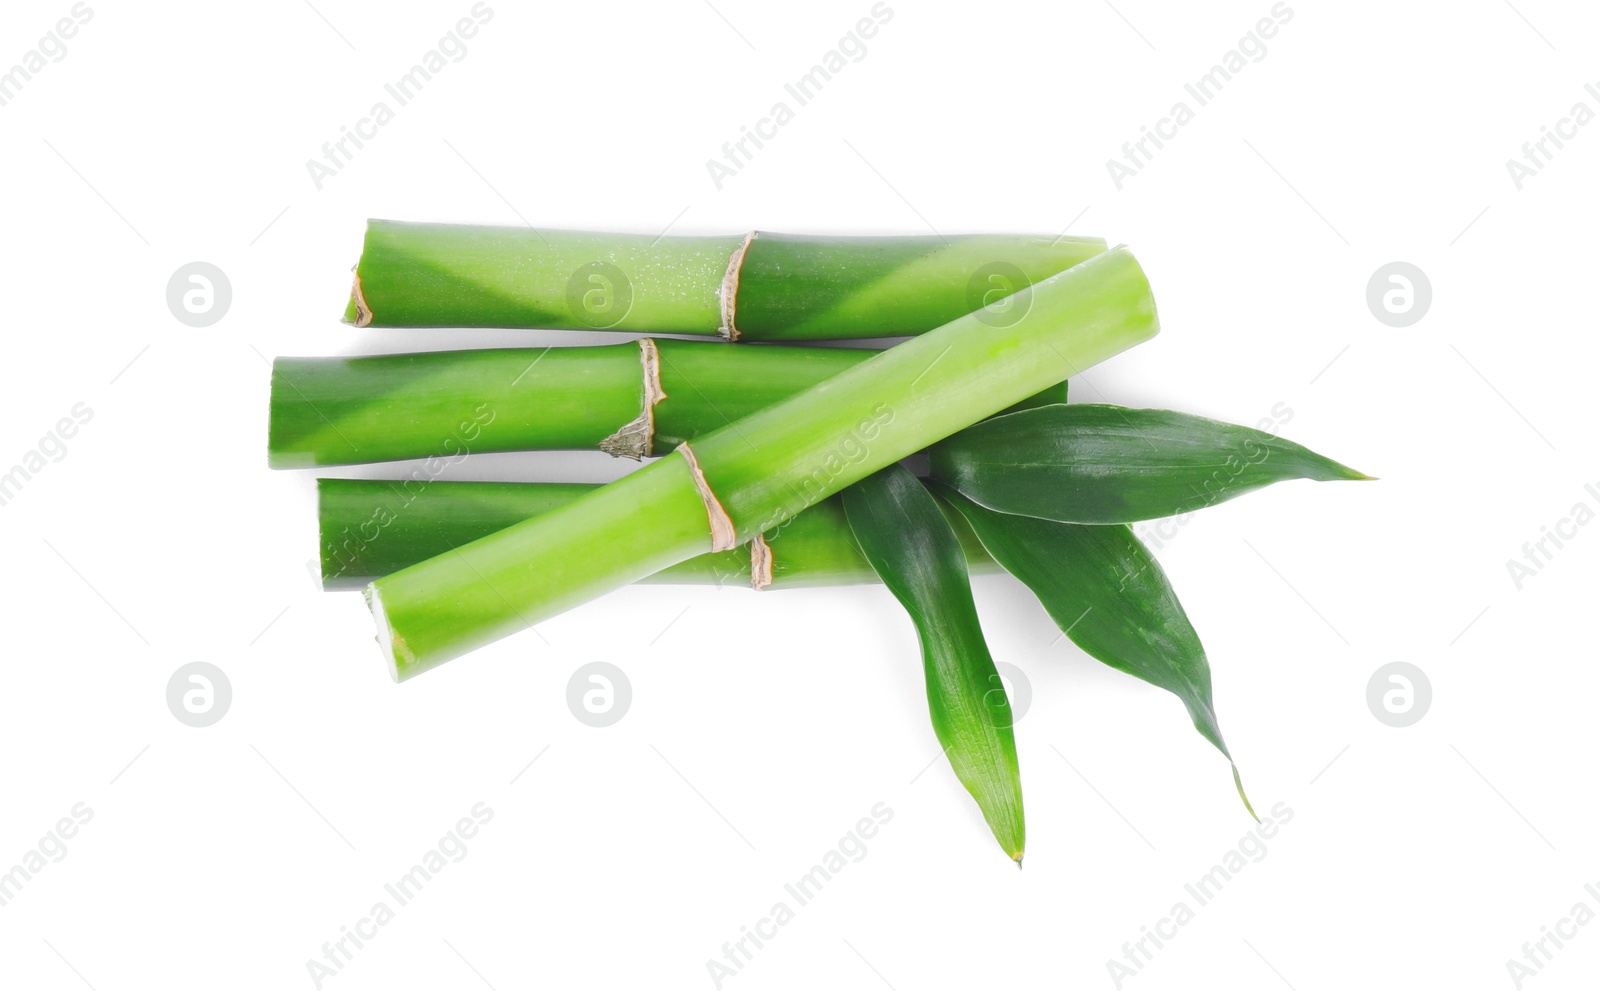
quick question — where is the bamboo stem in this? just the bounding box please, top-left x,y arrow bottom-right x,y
271,340 -> 1067,467
367,246 -> 1157,680
345,220 -> 1106,340
270,345 -> 639,468
317,478 -> 998,590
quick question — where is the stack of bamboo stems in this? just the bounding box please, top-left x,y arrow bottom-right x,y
269,221 -> 1367,862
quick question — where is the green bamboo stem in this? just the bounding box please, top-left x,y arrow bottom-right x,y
317,478 -> 998,590
367,246 -> 1158,680
270,341 -> 1067,467
344,220 -> 1106,340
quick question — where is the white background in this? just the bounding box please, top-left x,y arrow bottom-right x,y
1,0 -> 1596,988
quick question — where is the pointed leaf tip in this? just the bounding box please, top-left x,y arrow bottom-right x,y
843,466 -> 1026,864
934,483 -> 1256,813
929,404 -> 1372,524
1233,765 -> 1258,823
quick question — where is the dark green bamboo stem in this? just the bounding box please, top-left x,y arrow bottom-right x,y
317,478 -> 997,590
270,341 -> 1067,468
345,220 -> 1106,340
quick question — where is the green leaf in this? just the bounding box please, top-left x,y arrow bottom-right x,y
842,465 -> 1026,863
928,404 -> 1371,524
932,483 -> 1255,818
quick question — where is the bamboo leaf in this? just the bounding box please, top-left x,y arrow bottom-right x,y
932,483 -> 1254,817
842,466 -> 1026,863
928,405 -> 1371,524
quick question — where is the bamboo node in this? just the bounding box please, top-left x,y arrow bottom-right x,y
598,418 -> 651,459
749,534 -> 773,590
599,338 -> 668,459
678,442 -> 737,552
717,231 -> 758,342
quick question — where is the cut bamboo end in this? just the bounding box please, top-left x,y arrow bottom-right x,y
347,269 -> 374,327
364,583 -> 406,683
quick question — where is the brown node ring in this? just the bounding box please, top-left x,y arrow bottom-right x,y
599,338 -> 668,460
717,231 -> 758,342
678,442 -> 737,553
